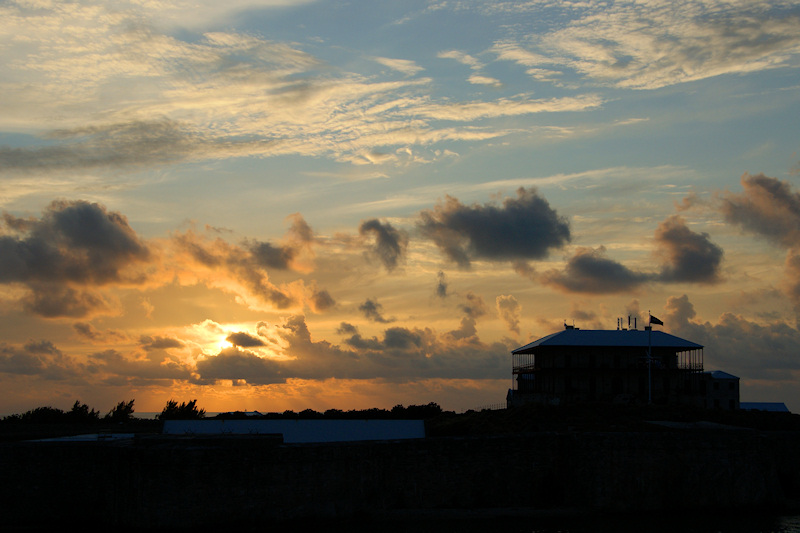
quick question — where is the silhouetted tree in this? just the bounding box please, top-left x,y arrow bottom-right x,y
393,402 -> 443,419
18,406 -> 66,423
105,400 -> 135,422
156,399 -> 205,420
67,401 -> 100,423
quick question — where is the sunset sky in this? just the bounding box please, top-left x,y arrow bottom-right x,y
1,0 -> 800,415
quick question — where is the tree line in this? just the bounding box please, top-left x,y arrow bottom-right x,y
1,398 -> 206,424
1,400 -> 447,425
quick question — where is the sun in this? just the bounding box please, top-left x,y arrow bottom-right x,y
218,339 -> 233,352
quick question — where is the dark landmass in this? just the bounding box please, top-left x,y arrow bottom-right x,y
4,401 -> 798,442
2,403 -> 800,530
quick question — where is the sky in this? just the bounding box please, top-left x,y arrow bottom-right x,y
1,0 -> 800,415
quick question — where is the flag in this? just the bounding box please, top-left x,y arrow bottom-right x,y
650,315 -> 663,326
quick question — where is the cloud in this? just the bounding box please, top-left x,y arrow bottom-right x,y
0,200 -> 150,286
0,340 -> 82,380
459,292 -> 487,319
654,215 -> 724,284
539,215 -> 723,294
410,94 -> 603,121
359,219 -> 408,271
720,173 -> 800,247
717,174 -> 800,318
372,56 -> 425,75
496,294 -> 521,335
437,50 -> 482,69
195,347 -> 285,385
497,2 -> 800,90
247,213 -> 315,272
662,294 -> 800,379
468,74 -> 503,87
3,3 -> 597,176
417,187 -> 571,268
782,249 -> 800,320
434,271 -> 449,299
0,120 -> 276,174
247,241 -> 296,270
0,200 -> 152,317
140,336 -> 185,351
540,246 -> 651,294
359,298 -> 395,323
309,288 -> 336,312
226,332 -> 267,348
172,230 -> 300,310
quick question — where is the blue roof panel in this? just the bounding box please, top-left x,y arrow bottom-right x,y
512,328 -> 702,353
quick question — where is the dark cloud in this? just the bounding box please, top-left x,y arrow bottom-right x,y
336,322 -> 359,335
195,347 -> 284,385
359,298 -> 395,323
0,340 -> 81,379
286,213 -> 314,244
459,292 -> 487,319
662,294 -> 800,379
780,250 -> 800,325
22,284 -> 116,318
435,271 -> 448,298
139,336 -> 185,351
73,322 -> 100,340
359,219 -> 408,271
309,288 -> 336,312
263,314 -> 508,380
246,214 -> 315,271
0,119 -> 280,173
174,230 -> 298,309
89,348 -> 192,382
226,332 -> 267,348
417,187 -> 571,268
248,241 -> 295,270
447,317 -> 478,340
720,173 -> 800,247
538,216 -> 723,294
73,322 -> 128,344
655,215 -> 723,283
0,200 -> 149,286
541,246 -> 651,294
189,315 -> 512,383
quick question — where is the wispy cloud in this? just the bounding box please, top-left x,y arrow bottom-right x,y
372,56 -> 425,76
491,1 -> 800,90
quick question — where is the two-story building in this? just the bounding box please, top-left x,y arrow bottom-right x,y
508,324 -> 710,407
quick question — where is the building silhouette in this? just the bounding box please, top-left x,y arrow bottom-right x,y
508,323 -> 737,408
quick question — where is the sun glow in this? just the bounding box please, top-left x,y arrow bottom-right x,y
218,339 -> 233,352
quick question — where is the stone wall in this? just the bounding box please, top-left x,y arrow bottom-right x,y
1,430 -> 798,528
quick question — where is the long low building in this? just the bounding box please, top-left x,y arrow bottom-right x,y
162,418 -> 426,443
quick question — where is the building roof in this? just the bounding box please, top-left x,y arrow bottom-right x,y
512,327 -> 702,354
707,370 -> 739,380
740,402 -> 790,413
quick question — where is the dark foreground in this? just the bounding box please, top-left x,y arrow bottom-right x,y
2,405 -> 800,530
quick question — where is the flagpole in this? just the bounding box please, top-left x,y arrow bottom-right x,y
648,314 -> 652,405
646,313 -> 664,405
